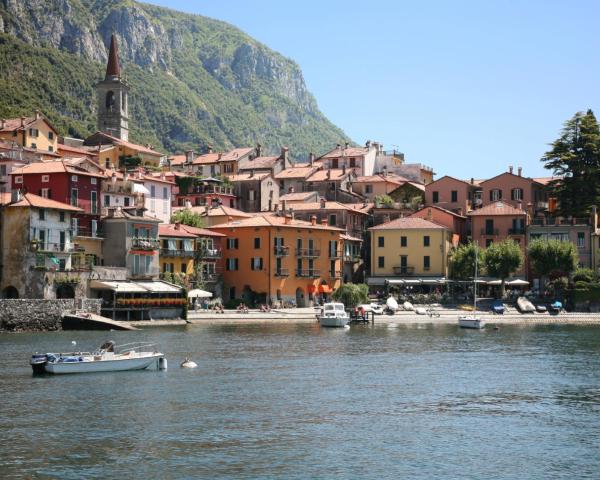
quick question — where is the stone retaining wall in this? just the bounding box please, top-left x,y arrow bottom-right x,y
0,299 -> 102,332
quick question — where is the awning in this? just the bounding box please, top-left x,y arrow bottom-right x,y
487,279 -> 503,286
135,281 -> 183,293
90,280 -> 183,293
507,279 -> 529,286
132,183 -> 151,195
319,285 -> 333,293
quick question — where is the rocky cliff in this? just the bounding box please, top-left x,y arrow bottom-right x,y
0,0 -> 349,158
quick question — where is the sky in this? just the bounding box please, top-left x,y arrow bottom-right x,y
147,0 -> 600,179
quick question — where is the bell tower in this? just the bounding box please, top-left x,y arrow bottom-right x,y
96,34 -> 129,141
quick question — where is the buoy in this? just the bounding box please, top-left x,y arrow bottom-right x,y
71,341 -> 77,346
180,357 -> 198,368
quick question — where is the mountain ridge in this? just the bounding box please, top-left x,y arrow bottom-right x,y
0,0 -> 350,159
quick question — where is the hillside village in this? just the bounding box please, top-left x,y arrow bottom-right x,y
1,35 -> 599,321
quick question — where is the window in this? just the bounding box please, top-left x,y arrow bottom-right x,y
40,188 -> 49,198
38,209 -> 45,221
70,188 -> 78,207
377,236 -> 384,248
91,177 -> 97,185
424,255 -> 430,271
59,211 -> 65,223
48,131 -> 54,140
71,175 -> 78,182
104,195 -> 110,207
91,220 -> 98,237
400,236 -> 407,247
30,143 -> 37,149
511,188 -> 523,201
424,235 -> 430,247
486,239 -> 493,248
91,191 -> 97,214
181,263 -> 187,274
329,214 -> 337,226
485,219 -> 494,235
229,286 -> 236,300
365,185 -> 373,194
451,190 -> 458,202
71,217 -> 78,236
226,258 -> 239,271
432,191 -> 439,203
124,197 -> 130,207
0,165 -> 5,176
349,158 -> 356,168
48,145 -> 53,152
227,238 -> 239,249
15,176 -> 23,184
378,256 -> 385,268
163,187 -> 168,199
251,257 -> 263,270
490,189 -> 502,201
42,175 -> 49,183
28,128 -> 39,137
38,229 -> 46,250
577,232 -> 585,248
254,237 -> 261,249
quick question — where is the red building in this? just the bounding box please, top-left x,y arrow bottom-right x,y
11,160 -> 103,237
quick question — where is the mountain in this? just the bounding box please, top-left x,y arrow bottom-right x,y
0,0 -> 350,159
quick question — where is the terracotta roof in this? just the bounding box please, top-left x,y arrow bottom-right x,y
0,113 -> 58,134
159,224 -> 198,238
369,217 -> 448,231
57,144 -> 97,157
192,153 -> 220,165
410,205 -> 467,219
306,169 -> 350,182
0,192 -> 13,205
427,175 -> 474,187
238,156 -> 280,170
341,233 -> 363,242
286,201 -> 369,215
12,160 -> 104,177
219,147 -> 254,162
479,171 -> 540,186
173,205 -> 252,218
467,201 -> 527,216
279,191 -> 318,201
274,166 -> 318,179
209,212 -> 344,232
169,154 -> 187,166
346,202 -> 374,213
354,173 -> 409,184
320,146 -> 369,159
104,207 -> 161,222
177,224 -> 225,237
533,176 -> 560,185
8,193 -> 83,212
141,174 -> 175,185
84,132 -> 162,157
226,172 -> 270,182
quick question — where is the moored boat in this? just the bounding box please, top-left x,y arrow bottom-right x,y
517,296 -> 535,313
319,302 -> 350,327
30,341 -> 167,374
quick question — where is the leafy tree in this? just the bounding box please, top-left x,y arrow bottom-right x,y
373,194 -> 394,208
528,239 -> 579,288
171,209 -> 205,228
572,267 -> 597,284
449,242 -> 485,280
483,240 -> 523,296
332,283 -> 369,308
541,109 -> 600,216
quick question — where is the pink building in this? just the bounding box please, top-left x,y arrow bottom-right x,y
479,167 -> 550,213
410,205 -> 467,244
425,175 -> 478,214
468,201 -> 528,275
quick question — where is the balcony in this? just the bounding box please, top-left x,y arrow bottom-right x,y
393,266 -> 415,275
296,269 -> 320,278
73,228 -> 104,239
274,268 -> 290,277
343,253 -> 361,262
508,228 -> 525,235
296,248 -> 320,258
160,249 -> 195,258
190,185 -> 234,196
198,248 -> 222,259
274,246 -> 290,256
130,267 -> 160,279
329,249 -> 343,259
131,237 -> 160,250
200,272 -> 219,283
480,228 -> 499,236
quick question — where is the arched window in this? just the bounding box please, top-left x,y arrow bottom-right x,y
2,286 -> 19,298
105,91 -> 115,110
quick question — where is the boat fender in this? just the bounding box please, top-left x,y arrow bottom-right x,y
180,358 -> 198,368
158,357 -> 168,371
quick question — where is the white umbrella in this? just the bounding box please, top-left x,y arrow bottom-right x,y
487,279 -> 503,286
508,279 -> 529,286
188,289 -> 213,298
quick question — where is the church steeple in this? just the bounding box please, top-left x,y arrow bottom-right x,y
105,34 -> 121,79
96,34 -> 129,141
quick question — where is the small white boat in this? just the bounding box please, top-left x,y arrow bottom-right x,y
415,307 -> 427,315
319,302 -> 350,327
403,301 -> 414,311
517,297 -> 536,313
31,341 -> 166,374
458,315 -> 487,329
386,296 -> 399,312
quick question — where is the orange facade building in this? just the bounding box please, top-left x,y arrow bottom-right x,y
209,213 -> 344,306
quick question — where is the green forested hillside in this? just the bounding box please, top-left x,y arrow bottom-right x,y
0,1 -> 350,158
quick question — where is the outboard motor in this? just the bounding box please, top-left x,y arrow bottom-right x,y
30,354 -> 48,374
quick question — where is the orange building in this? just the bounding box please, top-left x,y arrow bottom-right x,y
209,213 -> 344,307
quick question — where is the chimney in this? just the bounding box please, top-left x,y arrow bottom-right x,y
174,222 -> 180,230
311,215 -> 317,226
309,152 -> 315,166
344,142 -> 349,149
327,169 -> 331,180
20,116 -> 25,127
256,143 -> 262,157
185,150 -> 194,164
218,153 -> 222,160
111,172 -> 117,185
288,207 -> 294,219
518,166 -> 522,177
274,203 -> 279,214
509,166 -> 513,174
228,216 -> 233,222
320,197 -> 326,209
35,110 -> 41,120
204,204 -> 209,215
427,208 -> 433,221
342,164 -> 346,175
321,218 -> 328,226
249,169 -> 254,178
470,177 -> 474,184
284,214 -> 292,225
281,146 -> 290,168
281,199 -> 287,213
366,140 -> 371,148
207,144 -> 213,154
336,143 -> 341,150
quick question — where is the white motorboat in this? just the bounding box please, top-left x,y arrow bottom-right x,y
30,341 -> 167,374
319,302 -> 350,327
386,296 -> 399,312
458,242 -> 486,329
402,301 -> 414,311
517,296 -> 536,313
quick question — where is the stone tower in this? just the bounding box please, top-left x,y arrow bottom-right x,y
96,34 -> 129,141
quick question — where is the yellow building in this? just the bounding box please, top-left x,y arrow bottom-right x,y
369,217 -> 452,286
84,131 -> 165,169
0,111 -> 59,153
158,224 -> 197,278
210,213 -> 344,306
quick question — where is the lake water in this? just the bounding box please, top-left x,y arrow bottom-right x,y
1,323 -> 600,479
